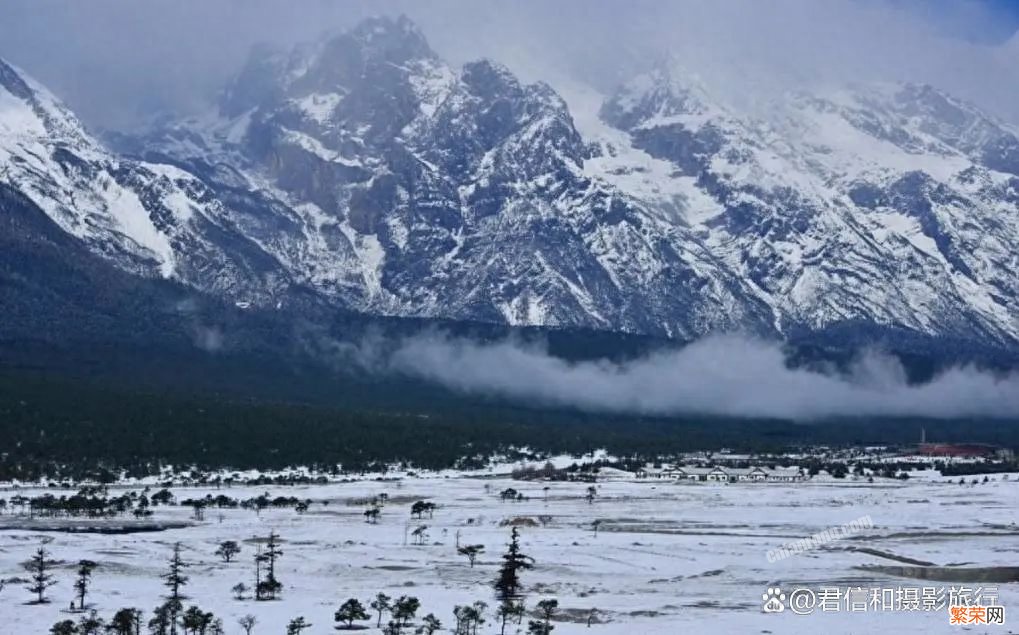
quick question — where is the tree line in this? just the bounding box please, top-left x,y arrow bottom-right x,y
18,524 -> 569,635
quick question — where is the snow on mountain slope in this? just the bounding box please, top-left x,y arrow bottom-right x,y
0,57 -> 312,304
128,16 -> 773,338
0,59 -> 177,276
6,16 -> 1019,352
591,66 -> 1019,345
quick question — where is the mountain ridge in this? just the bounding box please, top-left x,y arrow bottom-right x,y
3,15 -> 1019,356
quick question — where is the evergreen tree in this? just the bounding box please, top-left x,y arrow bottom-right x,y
214,541 -> 240,563
148,599 -> 182,635
77,610 -> 104,635
253,545 -> 262,601
470,601 -> 487,635
334,598 -> 370,629
457,544 -> 484,568
496,601 -> 525,635
526,598 -> 558,635
49,620 -> 77,635
526,620 -> 554,635
255,531 -> 283,600
23,545 -> 58,604
108,608 -> 142,635
536,599 -> 558,623
180,605 -> 214,635
74,559 -> 97,610
452,602 -> 486,635
392,596 -> 420,627
162,543 -> 189,602
285,617 -> 311,635
415,613 -> 441,635
411,525 -> 429,545
494,527 -> 533,602
371,593 -> 392,628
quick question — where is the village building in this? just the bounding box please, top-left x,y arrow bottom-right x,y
639,465 -> 807,483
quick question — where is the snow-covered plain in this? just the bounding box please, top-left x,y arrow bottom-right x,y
2,472 -> 1017,634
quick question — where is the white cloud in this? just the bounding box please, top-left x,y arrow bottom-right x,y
0,0 -> 1016,129
386,333 -> 1019,420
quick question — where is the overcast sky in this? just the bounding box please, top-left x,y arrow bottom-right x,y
0,0 -> 1017,130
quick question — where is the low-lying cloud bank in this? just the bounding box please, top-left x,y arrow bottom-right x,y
385,333 -> 1019,420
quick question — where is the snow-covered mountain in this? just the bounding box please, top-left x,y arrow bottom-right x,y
0,56 -> 304,307
591,69 -> 1019,345
4,16 -> 1019,352
114,15 -> 773,338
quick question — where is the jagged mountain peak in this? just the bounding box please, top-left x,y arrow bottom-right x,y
218,43 -> 290,118
461,59 -> 522,96
346,14 -> 435,62
586,62 -> 1019,344
0,57 -> 33,100
220,15 -> 440,121
599,64 -> 720,133
298,15 -> 438,93
5,22 -> 1019,353
0,57 -> 91,147
777,81 -> 1019,178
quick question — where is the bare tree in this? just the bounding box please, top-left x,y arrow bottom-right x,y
238,614 -> 257,635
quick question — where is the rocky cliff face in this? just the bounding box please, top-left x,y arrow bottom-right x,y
592,70 -> 1019,344
4,16 -> 1019,351
0,57 -> 302,308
